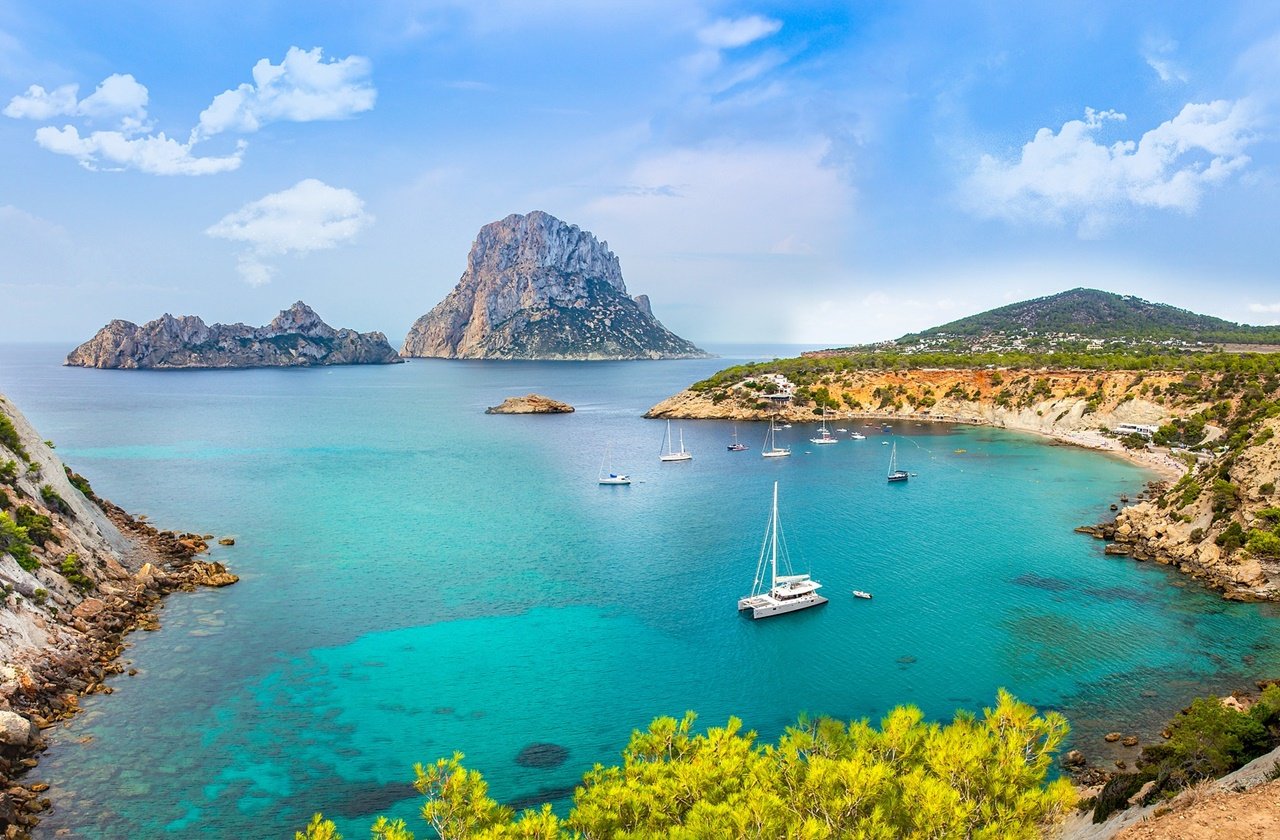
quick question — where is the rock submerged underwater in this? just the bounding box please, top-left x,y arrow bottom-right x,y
401,211 -> 709,361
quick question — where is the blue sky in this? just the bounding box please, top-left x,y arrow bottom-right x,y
1,1 -> 1278,345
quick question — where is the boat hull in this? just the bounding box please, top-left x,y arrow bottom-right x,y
659,453 -> 692,462
761,449 -> 791,458
738,593 -> 828,619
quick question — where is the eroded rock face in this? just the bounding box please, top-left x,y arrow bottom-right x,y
401,211 -> 708,360
66,302 -> 402,369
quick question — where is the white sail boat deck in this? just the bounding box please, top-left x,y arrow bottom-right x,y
887,442 -> 909,482
761,416 -> 791,458
809,406 -> 838,445
738,482 -> 827,619
598,445 -> 631,485
659,420 -> 692,462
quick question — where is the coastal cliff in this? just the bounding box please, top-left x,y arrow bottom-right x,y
400,211 -> 708,360
0,394 -> 236,836
649,360 -> 1280,599
66,301 -> 402,369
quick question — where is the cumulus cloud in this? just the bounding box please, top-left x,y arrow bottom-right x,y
965,100 -> 1260,235
4,73 -> 149,128
4,48 -> 374,175
206,179 -> 373,284
34,125 -> 244,175
196,47 -> 375,138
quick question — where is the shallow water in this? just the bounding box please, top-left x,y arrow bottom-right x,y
2,343 -> 1278,838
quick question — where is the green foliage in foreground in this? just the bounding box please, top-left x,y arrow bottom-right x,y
296,691 -> 1074,839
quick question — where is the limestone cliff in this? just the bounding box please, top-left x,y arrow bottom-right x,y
401,211 -> 708,360
1105,415 -> 1280,601
0,394 -> 236,836
66,301 -> 402,369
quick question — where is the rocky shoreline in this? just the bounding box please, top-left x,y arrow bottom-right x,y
0,494 -> 236,836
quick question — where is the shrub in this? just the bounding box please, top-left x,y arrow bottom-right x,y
0,512 -> 35,571
14,505 -> 57,546
0,414 -> 28,461
1189,528 -> 1204,543
1262,482 -> 1276,496
1246,530 -> 1280,560
40,485 -> 73,518
1216,522 -> 1246,552
1139,697 -> 1269,797
0,459 -> 16,486
1093,773 -> 1146,823
64,467 -> 95,498
59,553 -> 93,591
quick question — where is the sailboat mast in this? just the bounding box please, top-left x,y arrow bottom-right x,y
770,481 -> 779,589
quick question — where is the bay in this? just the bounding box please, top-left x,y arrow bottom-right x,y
2,343 -> 1278,839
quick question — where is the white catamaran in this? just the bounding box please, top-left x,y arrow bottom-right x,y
659,420 -> 693,462
737,482 -> 828,619
762,416 -> 791,458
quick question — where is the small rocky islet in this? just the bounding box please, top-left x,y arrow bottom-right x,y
484,394 -> 575,415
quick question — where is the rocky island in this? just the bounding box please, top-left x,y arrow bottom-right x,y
0,393 -> 236,836
485,394 -> 575,414
66,301 -> 402,369
400,211 -> 709,360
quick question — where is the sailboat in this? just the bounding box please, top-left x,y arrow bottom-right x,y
727,425 -> 748,452
761,416 -> 791,458
887,442 -> 909,483
598,445 -> 631,485
737,482 -> 827,619
809,406 -> 838,445
659,420 -> 692,462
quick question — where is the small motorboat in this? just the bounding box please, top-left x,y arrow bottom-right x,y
852,590 -> 872,600
850,432 -> 866,440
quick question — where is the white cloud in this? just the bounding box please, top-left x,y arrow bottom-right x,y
4,73 -> 149,128
206,179 -> 373,284
965,99 -> 1260,235
4,83 -> 79,120
697,16 -> 782,50
34,125 -> 244,175
5,48 -> 374,175
196,47 -> 376,138
1249,302 -> 1280,314
1142,36 -> 1188,83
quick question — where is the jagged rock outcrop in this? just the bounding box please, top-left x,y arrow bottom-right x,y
0,393 -> 237,837
66,301 -> 402,369
401,211 -> 709,360
485,394 -> 575,415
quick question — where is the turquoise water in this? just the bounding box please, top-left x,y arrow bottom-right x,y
2,343 -> 1279,838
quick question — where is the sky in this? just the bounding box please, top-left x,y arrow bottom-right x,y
0,1 -> 1278,346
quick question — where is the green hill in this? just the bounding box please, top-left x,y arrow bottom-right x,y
899,288 -> 1280,345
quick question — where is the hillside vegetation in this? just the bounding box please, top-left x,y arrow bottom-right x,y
898,288 -> 1280,346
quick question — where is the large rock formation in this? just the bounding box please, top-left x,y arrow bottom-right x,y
401,211 -> 708,360
66,301 -> 402,369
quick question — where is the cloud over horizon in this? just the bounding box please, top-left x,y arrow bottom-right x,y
207,179 -> 373,285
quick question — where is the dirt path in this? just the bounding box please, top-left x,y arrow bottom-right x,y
1115,778 -> 1280,839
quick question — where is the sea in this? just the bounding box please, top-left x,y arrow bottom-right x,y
1,342 -> 1278,839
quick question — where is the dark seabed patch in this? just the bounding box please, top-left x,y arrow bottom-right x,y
306,779 -> 418,819
506,784 -> 579,812
516,742 -> 570,769
1011,572 -> 1074,593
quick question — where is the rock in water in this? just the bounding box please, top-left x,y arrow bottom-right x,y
485,394 -> 575,414
401,211 -> 709,360
66,302 -> 403,369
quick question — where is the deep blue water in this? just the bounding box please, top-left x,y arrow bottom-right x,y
1,342 -> 1278,839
